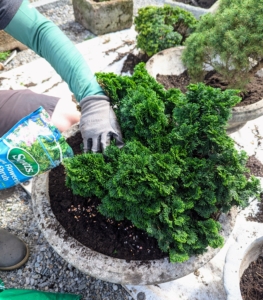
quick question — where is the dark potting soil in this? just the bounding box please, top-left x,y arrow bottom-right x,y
246,156 -> 263,179
121,52 -> 149,74
156,70 -> 263,106
49,131 -> 167,261
175,0 -> 217,9
240,254 -> 263,300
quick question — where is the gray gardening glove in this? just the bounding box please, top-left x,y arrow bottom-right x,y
79,95 -> 124,153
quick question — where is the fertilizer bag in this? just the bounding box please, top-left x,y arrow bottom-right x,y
0,106 -> 73,190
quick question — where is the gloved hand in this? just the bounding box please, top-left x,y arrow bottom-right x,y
79,95 -> 124,153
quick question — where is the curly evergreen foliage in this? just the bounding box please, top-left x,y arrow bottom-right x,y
134,5 -> 197,57
63,63 -> 261,263
182,0 -> 263,90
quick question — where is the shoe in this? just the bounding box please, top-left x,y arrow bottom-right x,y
0,229 -> 29,271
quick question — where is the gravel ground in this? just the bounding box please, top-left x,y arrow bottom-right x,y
0,0 -> 162,299
0,185 -> 132,299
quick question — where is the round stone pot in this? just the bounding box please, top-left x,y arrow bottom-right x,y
145,46 -> 263,135
223,223 -> 263,300
31,124 -> 237,285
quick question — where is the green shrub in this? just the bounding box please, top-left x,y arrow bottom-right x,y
134,5 -> 197,57
182,0 -> 263,90
63,63 -> 261,263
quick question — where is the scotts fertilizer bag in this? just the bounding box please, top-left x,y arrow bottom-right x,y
0,106 -> 73,190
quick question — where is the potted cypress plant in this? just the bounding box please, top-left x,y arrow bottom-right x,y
146,0 -> 263,134
72,0 -> 133,36
31,63 -> 260,285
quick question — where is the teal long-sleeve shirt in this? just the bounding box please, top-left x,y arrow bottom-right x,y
2,0 -> 104,102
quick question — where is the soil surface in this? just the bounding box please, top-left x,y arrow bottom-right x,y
50,132 -> 167,261
121,52 -> 149,74
175,0 -> 217,9
240,254 -> 263,300
157,70 -> 263,106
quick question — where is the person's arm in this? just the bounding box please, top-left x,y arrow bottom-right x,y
2,0 -> 124,152
4,0 -> 104,102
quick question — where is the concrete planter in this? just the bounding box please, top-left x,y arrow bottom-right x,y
72,0 -> 133,35
164,0 -> 220,19
31,123 -> 237,285
223,223 -> 263,300
145,46 -> 263,135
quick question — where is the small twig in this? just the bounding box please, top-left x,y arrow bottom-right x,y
256,272 -> 263,279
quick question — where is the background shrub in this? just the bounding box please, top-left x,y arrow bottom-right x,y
182,0 -> 263,90
134,5 -> 197,57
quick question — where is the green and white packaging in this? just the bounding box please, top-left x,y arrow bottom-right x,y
0,106 -> 73,190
